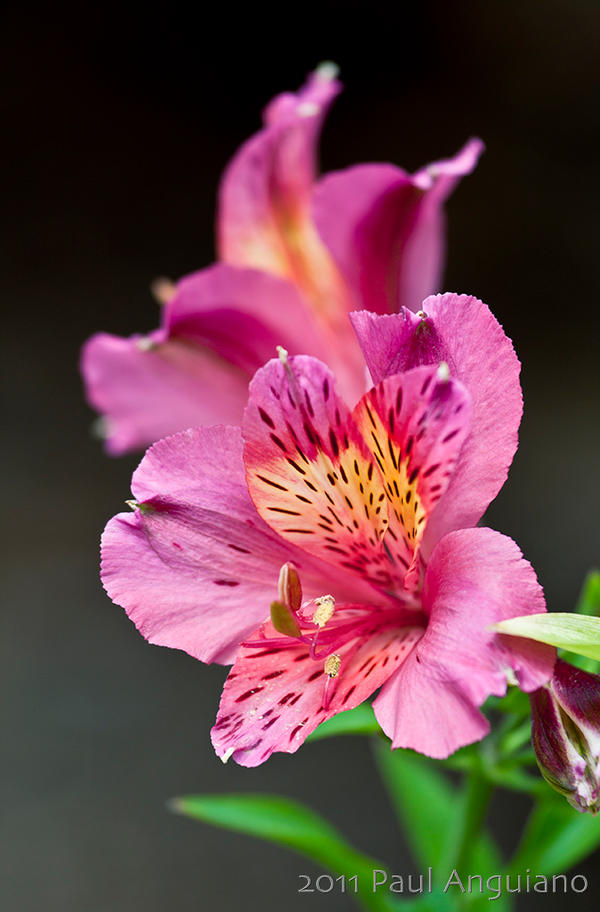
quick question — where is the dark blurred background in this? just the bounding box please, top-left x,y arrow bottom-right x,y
2,2 -> 599,909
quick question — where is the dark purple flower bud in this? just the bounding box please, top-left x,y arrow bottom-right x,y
530,659 -> 600,813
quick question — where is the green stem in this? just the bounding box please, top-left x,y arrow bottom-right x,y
499,720 -> 533,756
445,767 -> 494,877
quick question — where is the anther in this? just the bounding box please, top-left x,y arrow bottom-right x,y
324,653 -> 341,678
313,595 -> 335,628
270,600 -> 301,638
416,310 -> 428,320
322,653 -> 341,709
278,563 -> 302,613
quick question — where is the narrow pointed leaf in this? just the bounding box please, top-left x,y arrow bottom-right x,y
307,702 -> 381,742
373,743 -> 511,910
171,793 -> 396,912
493,613 -> 600,661
508,796 -> 600,876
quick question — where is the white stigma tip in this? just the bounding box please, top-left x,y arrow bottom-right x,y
90,416 -> 110,440
136,336 -> 157,352
125,499 -> 139,511
316,61 -> 340,81
416,310 -> 428,320
297,101 -> 319,118
277,345 -> 289,364
221,747 -> 235,764
437,362 -> 450,383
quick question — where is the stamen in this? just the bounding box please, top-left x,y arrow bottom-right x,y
277,345 -> 289,364
125,499 -> 139,510
270,600 -> 301,638
278,562 -> 302,612
416,310 -> 428,320
324,653 -> 341,677
313,595 -> 335,628
322,653 -> 341,709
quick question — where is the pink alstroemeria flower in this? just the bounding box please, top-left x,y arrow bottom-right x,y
82,65 -> 483,454
101,294 -> 554,766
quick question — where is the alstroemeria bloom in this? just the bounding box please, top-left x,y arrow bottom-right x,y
101,295 -> 553,766
82,65 -> 483,454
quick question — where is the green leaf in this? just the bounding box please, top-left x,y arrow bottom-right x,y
576,571 -> 600,616
493,613 -> 600,661
374,742 -> 456,870
373,744 -> 513,911
572,573 -> 600,671
508,796 -> 600,876
307,702 -> 381,742
171,793 -> 396,912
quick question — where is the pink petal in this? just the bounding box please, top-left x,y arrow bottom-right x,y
312,139 -> 484,314
101,425 -> 379,663
351,293 -> 522,549
211,610 -> 424,767
353,364 -> 472,588
164,264 -> 327,374
243,355 -> 393,591
244,355 -> 471,593
216,67 -> 366,399
218,65 -> 341,281
81,264 -> 325,454
373,528 -> 555,758
399,139 -> 484,311
81,331 -> 249,455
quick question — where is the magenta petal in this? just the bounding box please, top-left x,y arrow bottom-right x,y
211,611 -> 423,767
81,263 -> 325,454
218,65 -> 341,277
165,264 -> 326,374
101,425 -> 379,663
373,528 -> 555,758
81,331 -> 250,455
313,139 -> 484,314
243,353 -> 393,591
351,293 -> 522,547
399,138 -> 484,311
313,163 -> 416,315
